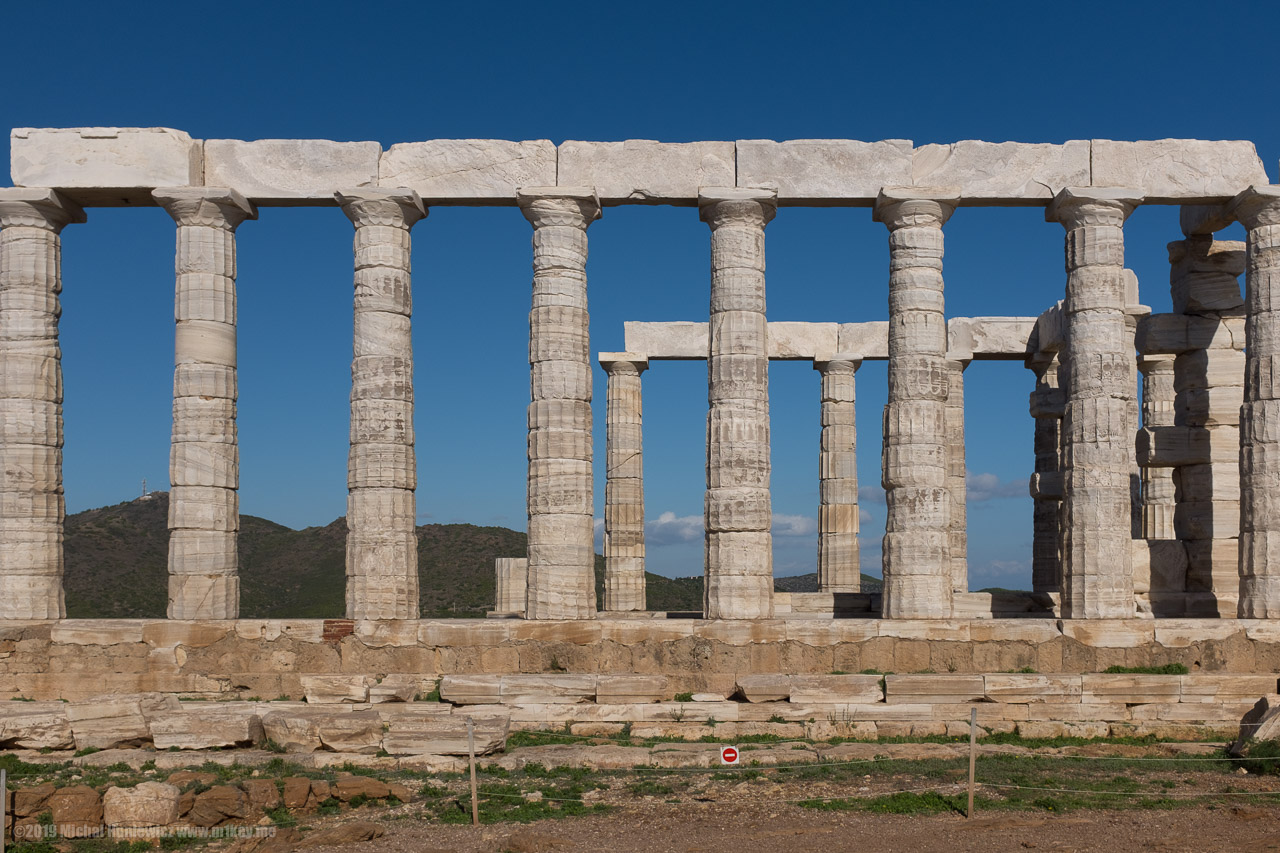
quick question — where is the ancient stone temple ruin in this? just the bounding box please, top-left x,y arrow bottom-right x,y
2,131 -> 1280,751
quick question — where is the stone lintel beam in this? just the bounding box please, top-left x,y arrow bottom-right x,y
1136,313 -> 1246,355
623,317 -> 1037,361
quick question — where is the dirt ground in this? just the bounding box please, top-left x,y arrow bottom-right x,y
303,801 -> 1280,852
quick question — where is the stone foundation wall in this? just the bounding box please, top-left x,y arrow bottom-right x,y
2,618 -> 1280,702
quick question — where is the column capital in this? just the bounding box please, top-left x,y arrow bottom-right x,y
0,188 -> 85,232
1226,185 -> 1280,229
153,188 -> 256,230
1046,187 -> 1143,229
1137,353 -> 1176,376
518,187 -> 601,229
812,352 -> 863,373
698,187 -> 777,229
598,352 -> 648,375
873,187 -> 958,229
335,188 -> 426,229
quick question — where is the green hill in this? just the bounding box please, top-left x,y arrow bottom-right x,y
63,492 -> 704,618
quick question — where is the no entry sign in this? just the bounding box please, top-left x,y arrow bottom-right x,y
720,745 -> 739,765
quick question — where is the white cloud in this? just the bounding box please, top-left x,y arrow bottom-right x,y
965,472 -> 1026,503
646,511 -> 704,545
859,507 -> 874,525
772,514 -> 817,537
859,484 -> 885,504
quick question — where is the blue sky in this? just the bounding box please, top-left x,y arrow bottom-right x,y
4,0 -> 1277,589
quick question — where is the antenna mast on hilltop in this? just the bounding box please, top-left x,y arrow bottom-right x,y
141,478 -> 148,498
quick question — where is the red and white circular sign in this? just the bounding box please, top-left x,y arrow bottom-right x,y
720,746 -> 739,765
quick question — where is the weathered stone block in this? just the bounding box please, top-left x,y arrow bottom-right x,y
557,140 -> 733,203
148,707 -> 263,750
11,127 -> 202,203
103,782 -> 180,828
439,675 -> 502,705
378,140 -> 555,202
790,675 -> 883,704
596,675 -> 667,704
500,674 -> 597,704
735,675 -> 792,702
912,141 -> 1090,202
735,139 -> 913,203
381,709 -> 509,756
0,701 -> 73,749
203,139 -> 380,203
301,675 -> 373,704
1091,140 -> 1268,202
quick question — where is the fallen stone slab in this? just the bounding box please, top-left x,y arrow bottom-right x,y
484,743 -> 653,772
499,674 -> 597,704
188,784 -> 249,828
149,707 -> 265,750
67,694 -> 177,751
0,701 -> 73,750
438,675 -> 501,705
381,709 -> 509,756
301,675 -> 373,704
1231,694 -> 1280,755
332,776 -> 391,801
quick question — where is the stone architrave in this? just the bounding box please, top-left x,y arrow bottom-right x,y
518,188 -> 601,620
699,188 -> 778,620
1168,236 -> 1246,616
336,189 -> 426,620
1028,354 -> 1064,593
873,189 -> 958,619
599,353 -> 648,611
813,354 -> 861,593
0,189 -> 84,620
1228,186 -> 1280,617
1047,187 -> 1144,619
153,188 -> 256,620
1138,355 -> 1177,540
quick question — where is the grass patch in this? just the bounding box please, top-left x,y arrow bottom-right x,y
1101,664 -> 1190,675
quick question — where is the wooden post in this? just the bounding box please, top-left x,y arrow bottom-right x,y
2,766 -> 8,853
467,717 -> 479,826
967,707 -> 977,819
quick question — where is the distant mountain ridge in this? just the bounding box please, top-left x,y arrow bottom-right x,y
63,493 -> 704,618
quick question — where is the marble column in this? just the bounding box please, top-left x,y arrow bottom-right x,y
336,189 -> 426,620
1047,187 -> 1143,619
1028,354 -> 1064,593
699,189 -> 777,620
154,188 -> 256,620
1168,235 -> 1246,616
600,352 -> 648,611
814,354 -> 861,593
494,557 -> 528,617
945,356 -> 970,595
874,189 -> 957,619
518,188 -> 601,620
0,189 -> 84,620
1228,185 -> 1280,617
1138,355 -> 1177,540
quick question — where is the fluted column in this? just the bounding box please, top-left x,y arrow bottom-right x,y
1228,185 -> 1280,617
814,354 -> 861,593
1047,187 -> 1143,619
0,189 -> 84,620
874,189 -> 957,619
336,189 -> 426,620
945,356 -> 970,594
600,353 -> 648,611
1028,355 -> 1064,593
1138,355 -> 1177,539
518,188 -> 601,620
699,189 -> 777,620
154,188 -> 256,620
